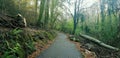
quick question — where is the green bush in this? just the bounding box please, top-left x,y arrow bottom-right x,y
0,29 -> 35,58
0,29 -> 56,58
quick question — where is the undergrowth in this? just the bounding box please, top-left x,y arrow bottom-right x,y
0,28 -> 56,58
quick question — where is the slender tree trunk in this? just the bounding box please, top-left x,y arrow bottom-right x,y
50,0 -> 55,29
35,0 -> 38,15
72,0 -> 77,34
44,0 -> 50,28
37,0 -> 46,27
72,0 -> 81,34
117,13 -> 120,39
96,11 -> 100,30
100,0 -> 105,37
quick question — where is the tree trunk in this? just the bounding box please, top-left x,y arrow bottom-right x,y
80,34 -> 119,51
37,0 -> 46,27
44,0 -> 50,28
72,0 -> 77,34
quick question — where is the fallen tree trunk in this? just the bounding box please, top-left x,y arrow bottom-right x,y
80,34 -> 119,51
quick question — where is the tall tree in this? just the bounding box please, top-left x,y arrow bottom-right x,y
44,0 -> 50,28
72,0 -> 81,34
37,0 -> 46,27
100,0 -> 106,31
35,0 -> 38,14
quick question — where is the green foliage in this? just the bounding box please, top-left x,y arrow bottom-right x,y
0,28 -> 56,57
0,29 -> 34,58
12,43 -> 25,58
1,51 -> 17,58
82,14 -> 120,48
0,0 -> 18,15
9,28 -> 23,35
57,19 -> 73,34
0,43 -> 25,58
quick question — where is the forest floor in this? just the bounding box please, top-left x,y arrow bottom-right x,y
71,34 -> 120,58
68,37 -> 96,58
67,34 -> 97,58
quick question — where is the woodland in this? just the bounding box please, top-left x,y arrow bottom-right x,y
0,0 -> 120,58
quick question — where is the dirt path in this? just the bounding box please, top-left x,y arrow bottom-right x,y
37,33 -> 83,58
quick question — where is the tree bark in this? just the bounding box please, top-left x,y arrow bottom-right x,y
37,0 -> 46,27
72,0 -> 77,34
44,0 -> 50,28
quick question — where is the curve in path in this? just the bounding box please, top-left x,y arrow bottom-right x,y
37,33 -> 83,58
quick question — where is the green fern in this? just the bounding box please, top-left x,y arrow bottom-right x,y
10,28 -> 23,35
12,43 -> 25,58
